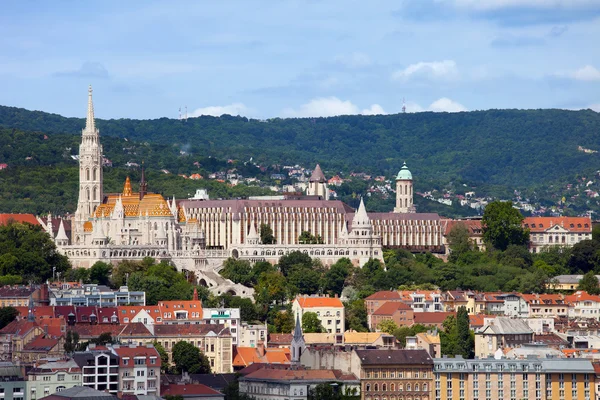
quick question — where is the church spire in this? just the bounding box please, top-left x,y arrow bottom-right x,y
85,85 -> 96,134
291,312 -> 305,367
139,162 -> 147,200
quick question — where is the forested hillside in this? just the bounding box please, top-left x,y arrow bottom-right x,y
1,105 -> 599,187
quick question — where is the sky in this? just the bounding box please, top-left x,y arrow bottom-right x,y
0,0 -> 599,120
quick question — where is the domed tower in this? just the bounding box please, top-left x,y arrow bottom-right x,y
394,162 -> 415,213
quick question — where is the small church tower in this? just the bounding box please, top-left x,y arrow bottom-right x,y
291,313 -> 305,368
307,164 -> 329,200
394,162 -> 415,213
73,86 -> 104,242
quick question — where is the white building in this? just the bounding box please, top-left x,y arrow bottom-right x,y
27,359 -> 82,399
499,293 -> 529,318
201,307 -> 241,347
239,322 -> 268,348
72,348 -> 120,394
524,216 -> 592,253
111,344 -> 161,396
292,295 -> 345,334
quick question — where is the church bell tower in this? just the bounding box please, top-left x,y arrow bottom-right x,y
74,86 -> 104,241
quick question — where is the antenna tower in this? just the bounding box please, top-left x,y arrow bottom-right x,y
185,106 -> 188,122
179,107 -> 182,121
402,98 -> 406,114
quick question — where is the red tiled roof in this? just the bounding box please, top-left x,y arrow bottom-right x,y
112,345 -> 160,367
413,312 -> 455,325
243,368 -> 357,382
565,291 -> 600,304
22,335 -> 60,351
295,296 -> 343,308
268,333 -> 292,345
523,216 -> 592,233
161,383 -> 222,396
521,294 -> 565,305
0,320 -> 38,335
0,214 -> 40,226
442,219 -> 483,235
372,301 -> 412,316
365,291 -> 401,301
469,314 -> 495,328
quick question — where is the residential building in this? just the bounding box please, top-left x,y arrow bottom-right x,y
417,331 -> 442,358
433,356 -> 595,400
524,216 -> 592,252
239,368 -> 359,400
239,322 -> 267,348
369,301 -> 414,331
549,275 -> 600,292
161,383 -> 224,400
0,286 -> 48,308
475,317 -> 534,358
110,344 -> 161,396
500,293 -> 529,318
0,362 -> 26,400
522,294 -> 569,319
292,295 -> 345,334
355,349 -> 433,400
365,291 -> 401,316
413,312 -> 456,329
72,349 -> 120,394
49,284 -> 145,307
567,292 -> 600,320
27,359 -> 82,399
441,218 -> 485,253
201,306 -> 241,346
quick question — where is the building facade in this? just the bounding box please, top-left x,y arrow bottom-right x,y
292,295 -> 345,334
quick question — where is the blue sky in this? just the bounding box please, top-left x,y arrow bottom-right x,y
0,0 -> 599,119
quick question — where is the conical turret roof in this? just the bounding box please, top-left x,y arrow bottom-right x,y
91,219 -> 106,240
352,198 -> 371,226
309,164 -> 326,183
293,312 -> 303,340
122,177 -> 133,197
55,219 -> 69,241
247,222 -> 259,240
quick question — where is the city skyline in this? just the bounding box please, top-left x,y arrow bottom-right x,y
0,0 -> 599,119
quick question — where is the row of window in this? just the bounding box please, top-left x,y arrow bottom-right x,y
365,383 -> 428,392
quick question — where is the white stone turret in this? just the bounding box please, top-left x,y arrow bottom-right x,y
55,219 -> 69,247
352,198 -> 372,233
307,164 -> 329,200
394,162 -> 415,213
91,219 -> 108,246
74,86 -> 104,243
246,222 -> 260,245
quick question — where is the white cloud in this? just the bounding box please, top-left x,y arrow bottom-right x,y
429,97 -> 468,112
189,103 -> 250,117
282,97 -> 387,117
587,104 -> 600,112
570,65 -> 600,81
361,104 -> 387,115
334,52 -> 372,68
392,60 -> 458,81
449,0 -> 597,10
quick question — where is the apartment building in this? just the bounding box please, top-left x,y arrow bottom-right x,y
72,349 -> 120,394
292,295 -> 345,334
27,359 -> 81,400
111,344 -> 161,396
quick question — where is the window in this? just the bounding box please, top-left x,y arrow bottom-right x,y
134,358 -> 145,365
136,370 -> 145,377
150,358 -> 156,365
123,358 -> 129,365
58,374 -> 65,381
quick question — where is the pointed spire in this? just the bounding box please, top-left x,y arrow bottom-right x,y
248,222 -> 259,240
122,176 -> 132,197
85,85 -> 96,133
55,219 -> 69,241
309,164 -> 326,183
139,162 -> 147,200
352,197 -> 371,228
293,312 -> 303,340
92,219 -> 106,240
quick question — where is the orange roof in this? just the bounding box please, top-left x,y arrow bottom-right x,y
565,291 -> 600,304
157,300 -> 203,320
469,314 -> 496,328
442,219 -> 483,235
94,185 -> 172,218
523,216 -> 592,233
413,312 -> 455,325
372,301 -> 412,316
521,294 -> 565,305
398,290 -> 440,302
233,347 -> 291,367
0,214 -> 40,226
295,296 -> 343,309
112,345 -> 160,367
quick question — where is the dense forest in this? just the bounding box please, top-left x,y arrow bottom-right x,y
1,105 -> 600,187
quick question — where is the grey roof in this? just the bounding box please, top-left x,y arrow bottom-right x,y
552,275 -> 600,284
43,386 -> 118,400
541,359 -> 595,373
355,349 -> 433,366
478,317 -> 533,335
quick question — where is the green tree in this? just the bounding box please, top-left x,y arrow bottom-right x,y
89,261 -> 112,286
568,240 -> 600,274
0,275 -> 22,286
64,267 -> 90,283
323,258 -> 351,296
301,312 -> 324,333
64,330 -> 80,354
378,320 -> 398,335
0,307 -> 18,329
456,306 -> 474,359
220,258 -> 253,286
482,201 -> 529,251
273,311 -> 295,333
92,332 -> 114,346
152,341 -> 170,371
344,299 -> 368,332
447,223 -> 473,262
277,251 -> 312,277
579,271 -> 600,295
0,222 -> 70,281
260,224 -> 275,244
172,341 -> 211,374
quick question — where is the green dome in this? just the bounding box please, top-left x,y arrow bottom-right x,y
396,162 -> 412,180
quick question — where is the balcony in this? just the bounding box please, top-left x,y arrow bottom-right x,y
122,375 -> 134,380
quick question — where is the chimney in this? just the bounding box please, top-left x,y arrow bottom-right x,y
257,341 -> 266,357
